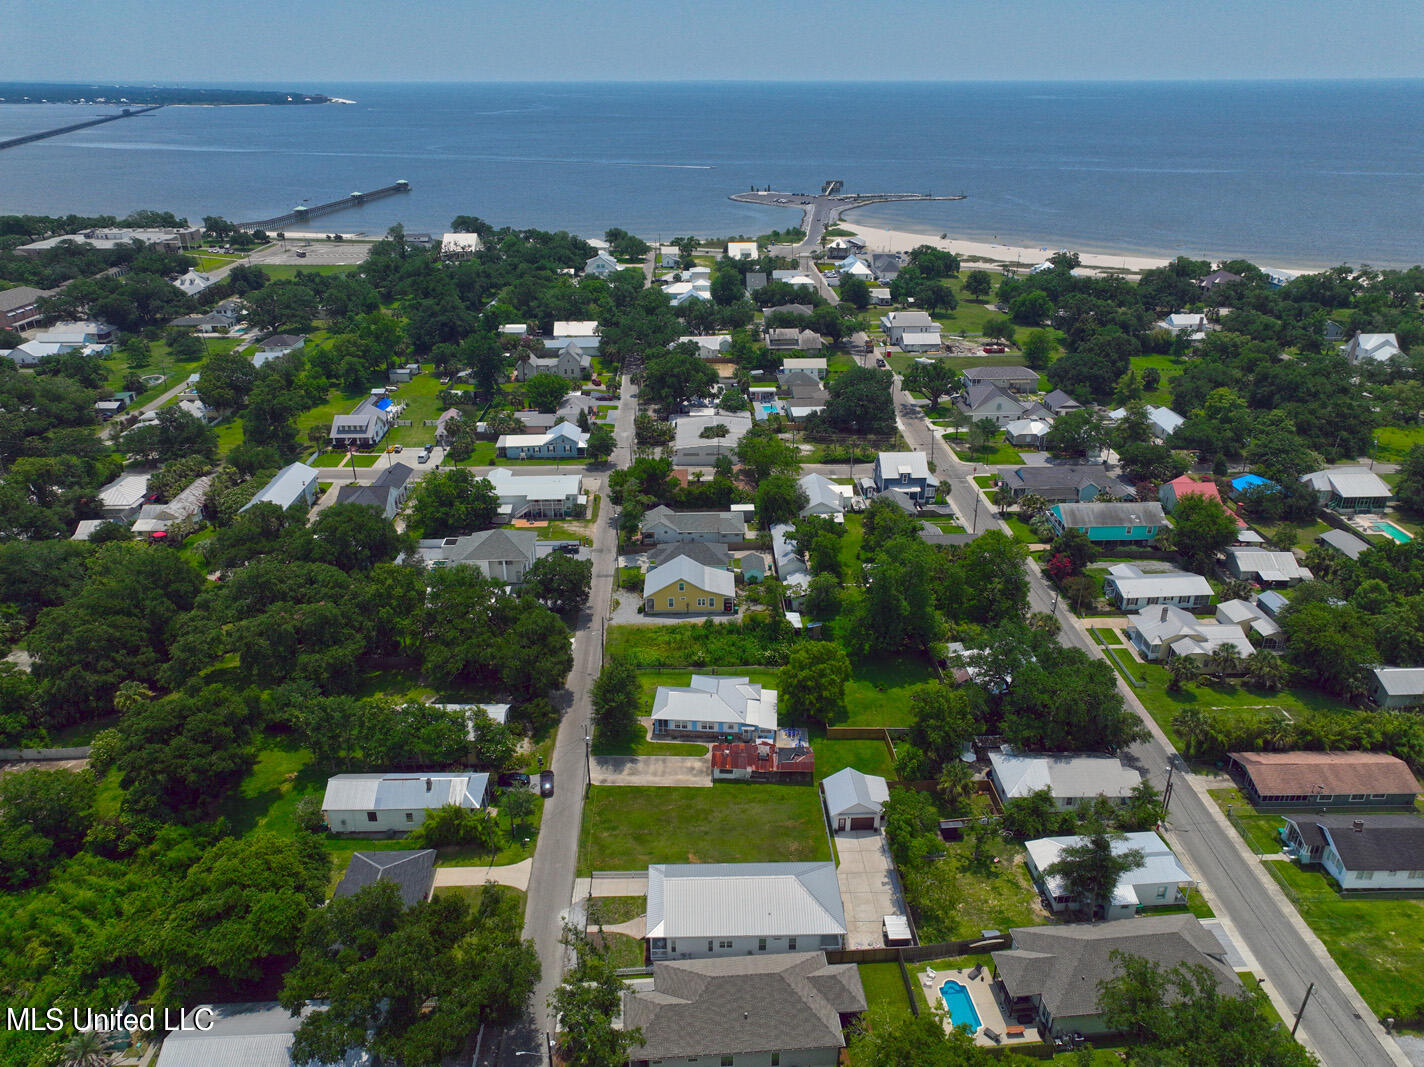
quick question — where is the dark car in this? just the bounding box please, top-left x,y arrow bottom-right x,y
498,772 -> 531,789
539,770 -> 555,798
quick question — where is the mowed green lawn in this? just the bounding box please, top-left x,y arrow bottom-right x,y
1266,859 -> 1424,1027
857,963 -> 914,1021
812,734 -> 897,781
1374,425 -> 1424,464
579,784 -> 830,874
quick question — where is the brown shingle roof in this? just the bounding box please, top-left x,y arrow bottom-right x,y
1231,751 -> 1419,798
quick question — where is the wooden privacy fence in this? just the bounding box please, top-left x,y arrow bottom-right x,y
826,936 -> 1010,966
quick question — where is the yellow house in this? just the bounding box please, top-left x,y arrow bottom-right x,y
643,555 -> 736,616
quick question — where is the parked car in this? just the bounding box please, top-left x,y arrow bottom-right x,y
417,452 -> 430,464
876,357 -> 888,368
498,772 -> 531,789
391,444 -> 403,453
539,770 -> 555,797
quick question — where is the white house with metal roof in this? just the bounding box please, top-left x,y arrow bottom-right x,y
1025,831 -> 1194,919
1299,467 -> 1392,513
239,462 -> 320,514
1214,599 -> 1283,649
798,472 -> 845,518
1103,564 -> 1212,611
156,1001 -> 370,1067
650,675 -> 777,740
988,750 -> 1142,811
1127,604 -> 1255,664
486,467 -> 585,521
1342,332 -> 1403,364
321,772 -> 490,833
646,862 -> 846,960
879,310 -> 941,351
821,767 -> 890,832
96,472 -> 151,522
1225,546 -> 1310,586
1371,667 -> 1424,709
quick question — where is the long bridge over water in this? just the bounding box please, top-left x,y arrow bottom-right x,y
0,104 -> 163,152
730,180 -> 966,251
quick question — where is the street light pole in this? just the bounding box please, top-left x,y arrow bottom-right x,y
1162,761 -> 1176,821
1291,982 -> 1315,1038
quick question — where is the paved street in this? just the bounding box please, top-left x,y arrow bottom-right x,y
886,360 -> 1405,1067
488,371 -> 639,1067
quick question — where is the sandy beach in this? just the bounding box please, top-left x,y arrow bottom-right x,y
841,221 -> 1175,274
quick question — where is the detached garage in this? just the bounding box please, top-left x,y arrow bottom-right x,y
822,767 -> 890,832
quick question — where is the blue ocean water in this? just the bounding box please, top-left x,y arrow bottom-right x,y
0,80 -> 1420,269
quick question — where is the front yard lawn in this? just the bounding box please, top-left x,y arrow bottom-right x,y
942,433 -> 1024,466
1002,515 -> 1042,545
1266,858 -> 1424,1028
1375,425 -> 1424,465
579,784 -> 830,874
591,728 -> 708,758
587,895 -> 646,925
591,931 -> 646,969
1208,786 -> 1287,855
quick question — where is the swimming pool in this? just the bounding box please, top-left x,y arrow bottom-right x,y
1377,520 -> 1414,543
938,979 -> 983,1031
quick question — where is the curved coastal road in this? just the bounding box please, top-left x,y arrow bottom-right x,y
880,353 -> 1405,1067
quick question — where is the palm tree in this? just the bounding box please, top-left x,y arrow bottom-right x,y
1165,655 -> 1201,694
1244,650 -> 1285,692
1172,705 -> 1210,756
1204,644 -> 1243,680
1019,493 -> 1049,519
992,486 -> 1013,514
111,680 -> 153,716
1219,578 -> 1255,602
62,1032 -> 111,1067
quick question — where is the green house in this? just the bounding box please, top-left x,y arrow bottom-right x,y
1049,502 -> 1168,545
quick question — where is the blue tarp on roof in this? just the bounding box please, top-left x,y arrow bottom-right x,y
1232,474 -> 1278,493
375,397 -> 393,410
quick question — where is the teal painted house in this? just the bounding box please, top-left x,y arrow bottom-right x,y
1049,501 -> 1168,545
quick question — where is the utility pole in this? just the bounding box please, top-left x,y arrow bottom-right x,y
1161,761 -> 1176,821
1291,982 -> 1314,1038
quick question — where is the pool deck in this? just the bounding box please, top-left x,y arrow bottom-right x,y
919,965 -> 1042,1048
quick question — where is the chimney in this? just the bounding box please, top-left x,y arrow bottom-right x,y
1160,606 -> 1169,622
1353,819 -> 1365,833
425,778 -> 433,793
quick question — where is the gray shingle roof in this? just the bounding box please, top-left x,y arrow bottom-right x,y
332,850 -> 435,908
1286,814 -> 1424,871
994,915 -> 1236,1022
1054,501 -> 1166,527
623,952 -> 864,1061
643,505 -> 745,537
650,541 -> 731,569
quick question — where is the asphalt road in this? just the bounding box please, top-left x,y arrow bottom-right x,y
484,372 -> 639,1067
884,356 -> 1404,1067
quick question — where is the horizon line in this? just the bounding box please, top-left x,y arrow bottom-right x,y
4,75 -> 1424,88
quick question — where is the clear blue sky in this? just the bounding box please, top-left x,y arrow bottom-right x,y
6,0 -> 1424,83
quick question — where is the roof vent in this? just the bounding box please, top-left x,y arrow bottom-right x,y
1353,819 -> 1365,832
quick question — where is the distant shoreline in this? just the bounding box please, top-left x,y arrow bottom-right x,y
0,83 -> 338,106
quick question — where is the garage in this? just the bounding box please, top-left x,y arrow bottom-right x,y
849,816 -> 878,831
822,767 -> 890,835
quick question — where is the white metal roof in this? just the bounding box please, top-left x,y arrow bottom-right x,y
1300,467 -> 1392,500
1373,668 -> 1424,698
650,675 -> 777,732
821,767 -> 889,818
1104,564 -> 1212,600
321,772 -> 488,812
646,862 -> 845,940
241,462 -> 318,512
989,751 -> 1141,800
643,555 -> 736,599
97,472 -> 150,508
1026,832 -> 1192,907
1227,547 -> 1308,583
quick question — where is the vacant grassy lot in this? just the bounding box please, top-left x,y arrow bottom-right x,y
258,263 -> 362,280
904,835 -> 1045,942
1266,858 -> 1424,1027
591,729 -> 707,758
104,335 -> 243,406
382,369 -> 445,448
1375,425 -> 1424,465
579,784 -> 830,874
1126,661 -> 1346,751
812,733 -> 897,782
592,931 -> 646,968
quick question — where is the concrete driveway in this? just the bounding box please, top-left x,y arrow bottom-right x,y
834,831 -> 910,949
590,754 -> 709,787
